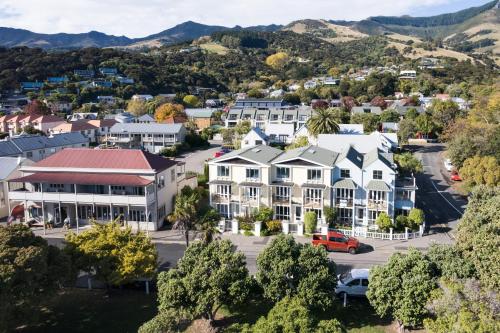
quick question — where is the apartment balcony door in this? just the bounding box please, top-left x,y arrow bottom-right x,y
54,206 -> 68,222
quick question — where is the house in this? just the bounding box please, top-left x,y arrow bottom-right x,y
184,108 -> 215,130
351,105 -> 383,115
269,89 -> 285,98
50,119 -> 117,143
132,94 -> 154,102
317,131 -> 399,153
7,149 -> 179,231
99,67 -> 118,76
241,128 -> 268,149
288,83 -> 301,92
0,114 -> 65,136
44,100 -> 72,113
322,77 -> 340,86
107,123 -> 186,153
105,112 -> 135,124
0,157 -> 32,218
233,99 -> 286,109
208,144 -> 416,233
338,124 -> 364,134
68,113 -> 98,122
382,122 -> 399,132
394,92 -> 405,99
73,69 -> 95,79
97,96 -> 116,105
20,82 -> 44,91
116,76 -> 134,84
0,133 -> 89,161
205,99 -> 224,108
90,80 -> 112,88
265,123 -> 296,144
304,80 -> 317,89
47,77 -> 68,85
399,70 -> 417,80
136,114 -> 156,123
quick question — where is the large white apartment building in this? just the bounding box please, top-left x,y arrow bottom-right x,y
208,144 -> 416,233
8,149 -> 178,231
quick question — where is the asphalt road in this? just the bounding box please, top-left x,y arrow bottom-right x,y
174,140 -> 222,173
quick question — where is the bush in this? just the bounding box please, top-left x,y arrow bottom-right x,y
138,310 -> 180,333
265,220 -> 282,233
254,207 -> 273,223
376,212 -> 392,231
304,211 -> 317,234
323,206 -> 337,227
243,230 -> 254,236
394,215 -> 407,232
407,208 -> 424,230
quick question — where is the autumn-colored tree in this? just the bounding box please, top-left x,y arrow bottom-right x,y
286,136 -> 309,150
370,96 -> 388,109
24,99 -> 49,115
311,100 -> 329,110
341,96 -> 357,111
182,95 -> 201,108
154,103 -> 185,123
126,99 -> 147,117
327,67 -> 340,77
265,52 -> 290,70
460,155 -> 499,189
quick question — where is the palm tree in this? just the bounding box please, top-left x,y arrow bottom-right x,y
169,192 -> 199,246
197,209 -> 221,244
306,108 -> 340,137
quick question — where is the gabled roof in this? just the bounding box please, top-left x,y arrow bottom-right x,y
332,179 -> 357,189
273,145 -> 338,167
0,133 -> 88,156
213,145 -> 282,165
337,146 -> 364,169
110,123 -> 184,134
185,109 -> 215,118
366,180 -> 391,191
0,157 -> 23,180
245,127 -> 268,141
362,148 -> 394,169
136,114 -> 156,122
34,148 -> 176,172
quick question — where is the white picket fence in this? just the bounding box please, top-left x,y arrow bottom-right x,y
332,225 -> 424,240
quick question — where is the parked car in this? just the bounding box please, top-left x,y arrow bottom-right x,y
312,231 -> 360,254
451,171 -> 462,181
336,269 -> 370,297
214,151 -> 225,158
444,159 -> 453,172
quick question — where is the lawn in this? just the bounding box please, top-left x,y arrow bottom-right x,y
199,42 -> 229,55
16,288 -> 157,333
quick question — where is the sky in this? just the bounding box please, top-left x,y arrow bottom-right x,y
0,0 -> 492,38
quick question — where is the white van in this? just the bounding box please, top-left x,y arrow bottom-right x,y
336,269 -> 370,297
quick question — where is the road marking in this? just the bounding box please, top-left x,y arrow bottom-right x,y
430,180 -> 464,215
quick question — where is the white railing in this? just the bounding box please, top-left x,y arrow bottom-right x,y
332,225 -> 424,241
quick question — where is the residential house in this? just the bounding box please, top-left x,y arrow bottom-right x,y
185,108 -> 216,130
208,144 -> 416,233
205,99 -> 224,108
304,80 -> 317,89
99,67 -> 118,76
107,123 -> 186,153
8,149 -> 179,231
399,70 -> 417,79
68,113 -> 98,122
47,77 -> 68,85
136,114 -> 156,123
0,133 -> 89,161
131,94 -> 154,102
241,128 -> 268,149
97,96 -> 116,105
44,100 -> 72,113
50,119 -> 117,143
21,82 -> 44,91
351,105 -> 383,115
104,112 -> 135,124
317,131 -> 399,153
269,89 -> 285,98
73,69 -> 95,79
0,114 -> 65,136
0,157 -> 32,218
233,99 -> 286,109
116,76 -> 134,84
90,80 -> 112,88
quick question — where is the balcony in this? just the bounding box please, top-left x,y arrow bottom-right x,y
272,195 -> 290,204
367,200 -> 388,210
211,194 -> 230,203
303,197 -> 323,208
335,198 -> 354,207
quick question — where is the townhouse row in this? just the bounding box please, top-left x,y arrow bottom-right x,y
208,145 -> 416,232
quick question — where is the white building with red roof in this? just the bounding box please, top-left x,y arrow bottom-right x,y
8,148 -> 178,231
0,113 -> 65,136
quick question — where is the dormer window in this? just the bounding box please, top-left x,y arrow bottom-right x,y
373,170 -> 383,180
340,169 -> 351,178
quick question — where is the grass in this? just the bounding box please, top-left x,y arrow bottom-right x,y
16,288 -> 157,333
199,42 -> 229,55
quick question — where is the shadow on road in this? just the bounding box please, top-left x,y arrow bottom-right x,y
358,243 -> 374,254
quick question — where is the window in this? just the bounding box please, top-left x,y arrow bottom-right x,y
216,204 -> 229,218
373,170 -> 383,180
368,210 -> 381,221
271,114 -> 279,121
274,206 -> 290,220
305,188 -> 322,201
336,188 -> 353,199
285,114 -> 293,121
246,168 -> 260,180
244,187 -> 258,200
216,185 -> 230,196
347,279 -> 361,286
217,165 -> 229,177
275,186 -> 290,200
157,175 -> 165,189
276,167 -> 290,179
171,169 -> 176,183
307,169 -> 322,182
369,191 -> 386,202
362,279 -> 369,287
26,152 -> 33,158
49,184 -> 64,191
340,169 -> 351,178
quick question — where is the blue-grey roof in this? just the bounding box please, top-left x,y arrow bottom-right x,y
110,123 -> 184,134
273,145 -> 338,167
213,145 -> 282,165
0,133 -> 88,157
137,114 -> 155,122
0,157 -> 23,179
185,109 -> 215,118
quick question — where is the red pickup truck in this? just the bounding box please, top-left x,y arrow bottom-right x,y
312,231 -> 360,254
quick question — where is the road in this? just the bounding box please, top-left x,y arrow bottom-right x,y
174,140 -> 222,173
41,143 -> 466,276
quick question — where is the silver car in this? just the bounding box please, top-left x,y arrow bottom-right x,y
336,269 -> 370,297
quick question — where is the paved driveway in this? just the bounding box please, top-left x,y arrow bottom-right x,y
174,140 -> 222,173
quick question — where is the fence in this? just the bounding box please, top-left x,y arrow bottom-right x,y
332,225 -> 424,241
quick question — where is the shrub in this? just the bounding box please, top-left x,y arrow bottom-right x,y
304,211 -> 317,234
243,230 -> 254,236
323,206 -> 337,227
255,207 -> 273,223
394,215 -> 407,232
376,212 -> 392,231
408,208 -> 424,230
265,220 -> 282,233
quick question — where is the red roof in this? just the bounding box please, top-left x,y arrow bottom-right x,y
11,172 -> 153,186
34,148 -> 176,172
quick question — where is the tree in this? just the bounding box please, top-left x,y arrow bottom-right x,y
350,113 -> 380,132
234,120 -> 252,136
283,93 -> 301,105
367,249 -> 437,329
311,100 -> 329,110
375,212 -> 392,231
429,99 -> 461,130
397,118 -> 417,144
145,96 -> 168,114
0,225 -> 72,332
182,95 -> 201,108
341,96 -> 357,111
169,190 -> 200,246
426,244 -> 476,280
254,207 -> 273,222
424,279 -> 499,333
327,67 -> 340,77
247,88 -> 265,98
251,296 -> 342,333
405,108 -> 419,120
306,108 -> 340,137
460,155 -> 499,189
455,186 -> 500,290
415,112 -> 438,137
407,208 -> 425,230
256,235 -> 337,310
22,124 -> 46,136
370,96 -> 388,109
64,221 -> 157,288
154,103 -> 185,123
379,110 -> 400,122
265,52 -> 290,70
323,206 -> 337,227
394,152 -> 423,176
286,136 -> 309,150
24,99 -> 50,115
150,240 -> 252,326
197,208 -> 221,244
126,99 -> 147,117
304,211 -> 317,234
